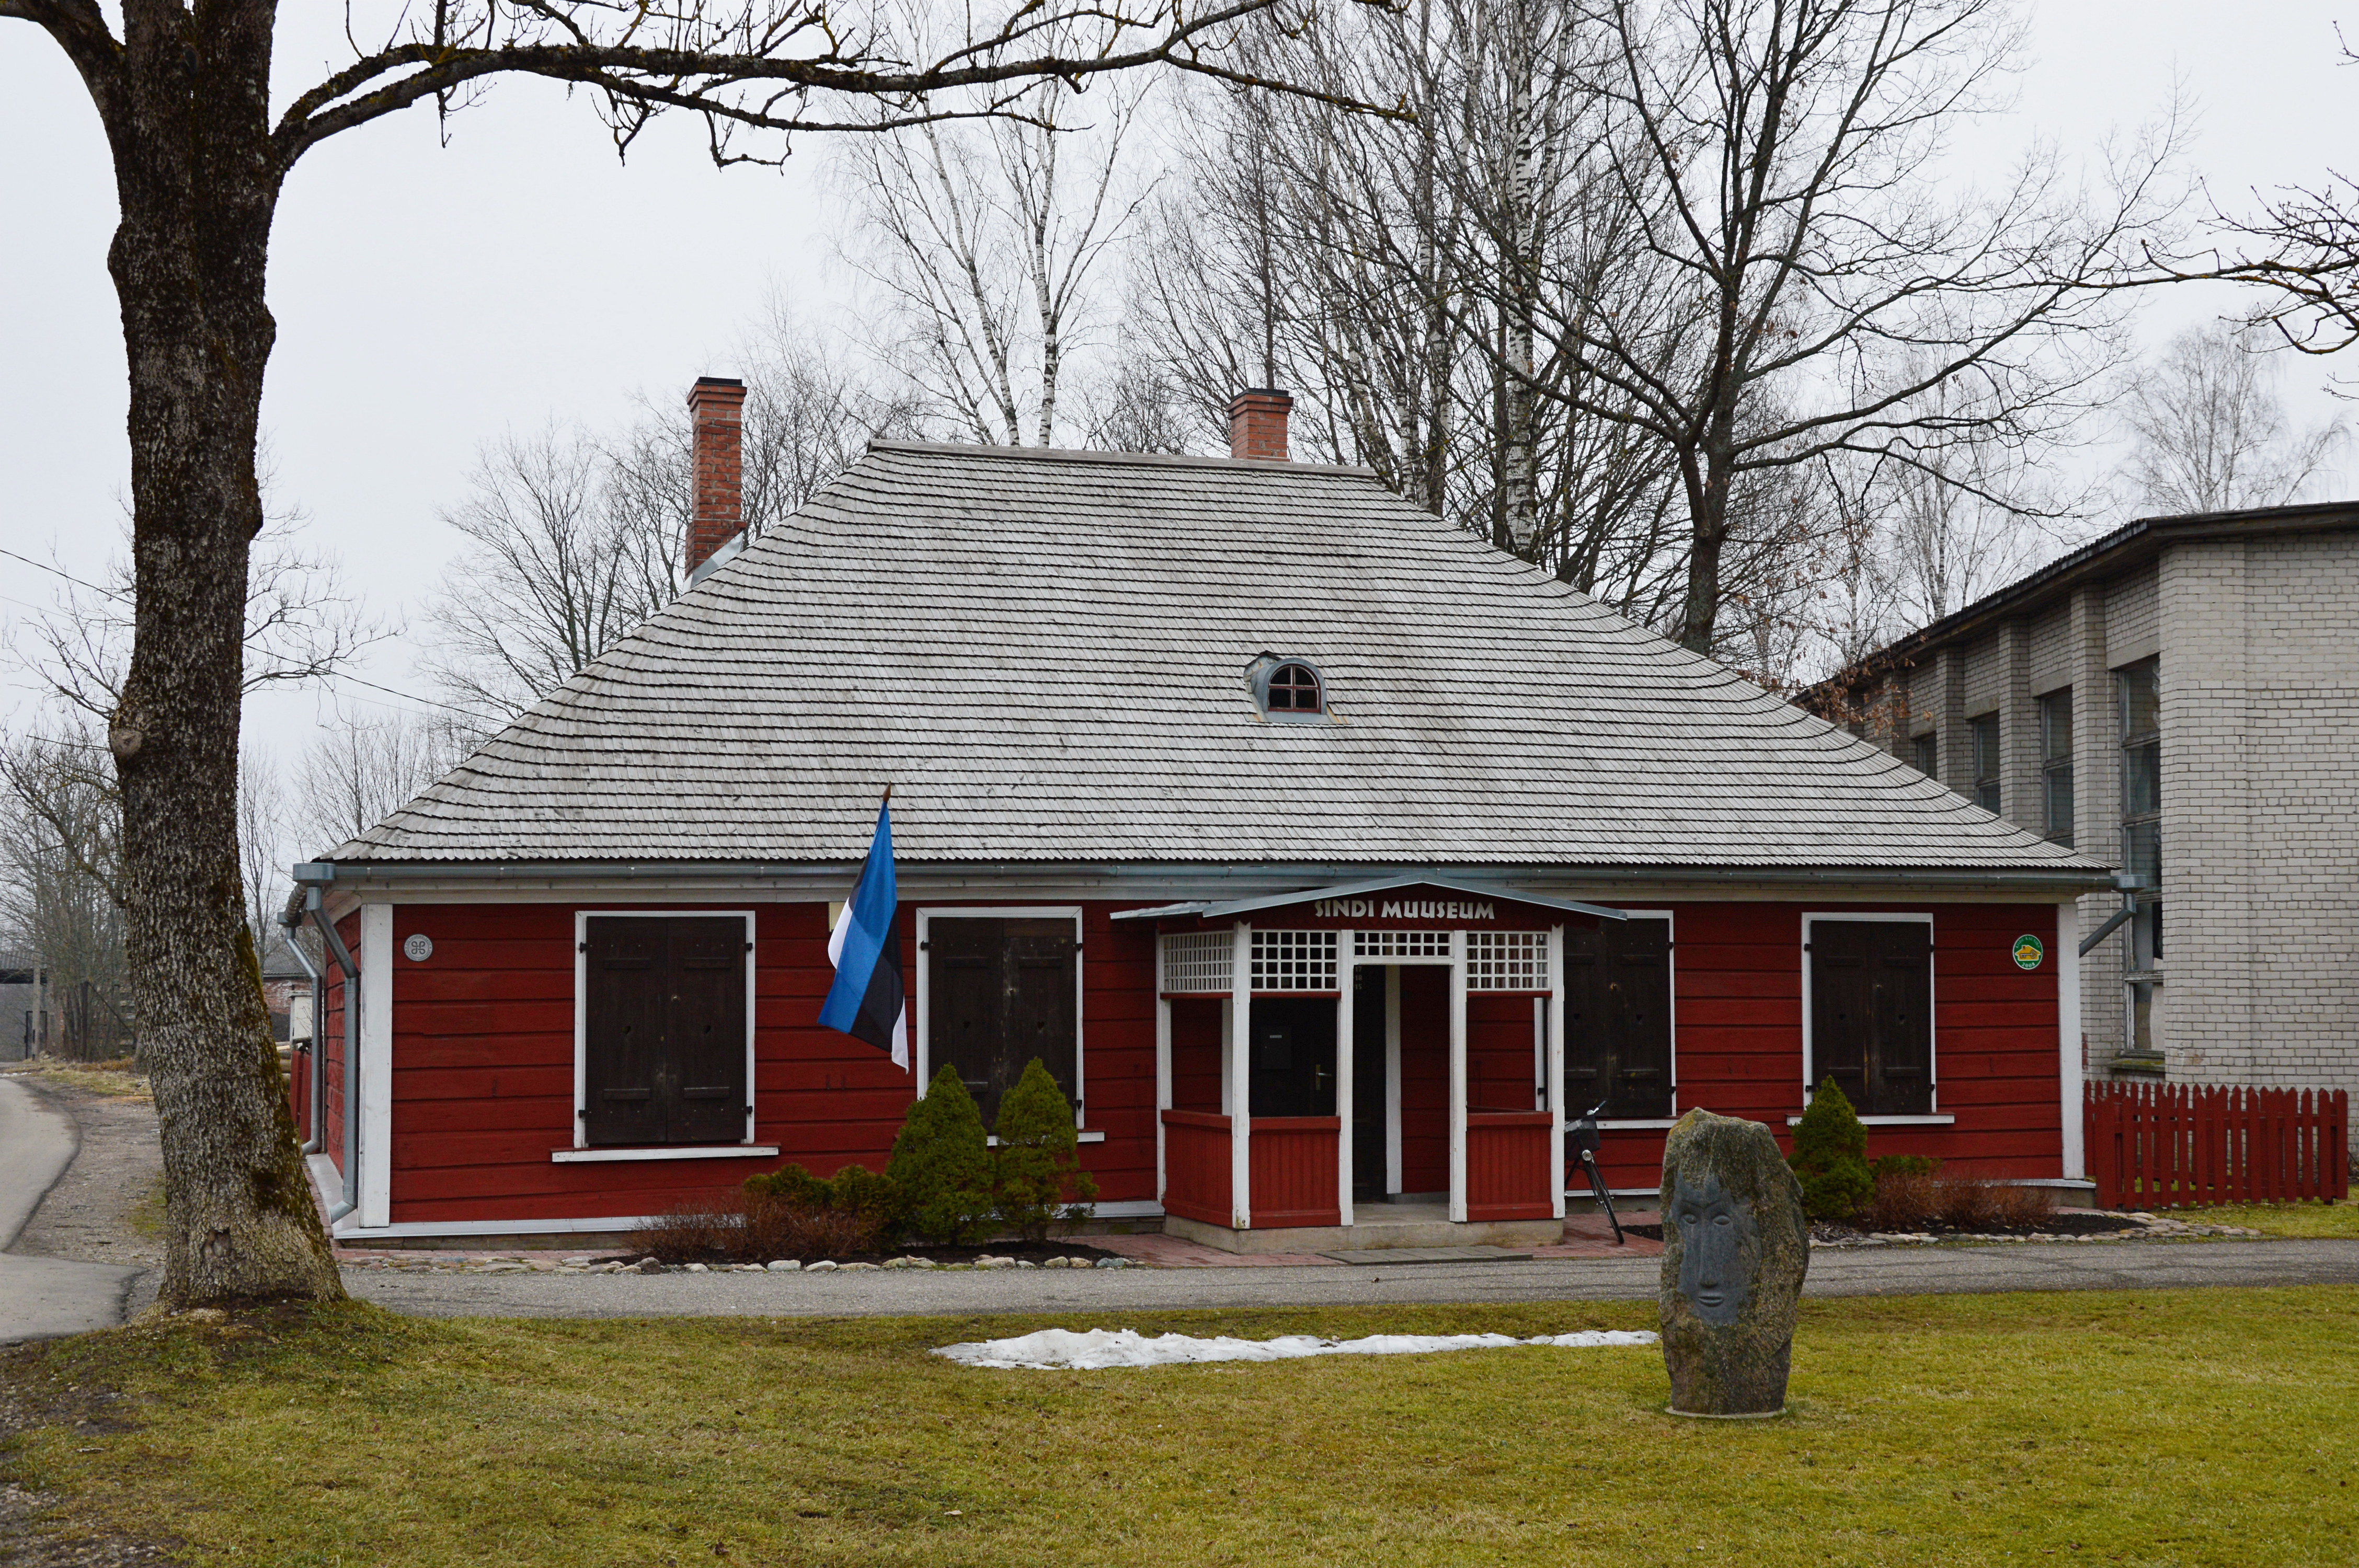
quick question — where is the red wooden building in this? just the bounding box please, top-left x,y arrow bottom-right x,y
287,384 -> 2110,1250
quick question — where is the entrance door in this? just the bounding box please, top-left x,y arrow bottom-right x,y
1350,965 -> 1388,1199
1250,997 -> 1336,1117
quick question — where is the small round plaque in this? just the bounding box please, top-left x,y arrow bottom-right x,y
403,933 -> 434,962
2011,934 -> 2044,971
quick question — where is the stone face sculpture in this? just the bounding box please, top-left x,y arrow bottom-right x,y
1658,1108 -> 1811,1416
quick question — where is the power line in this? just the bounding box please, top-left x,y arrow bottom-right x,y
0,545 -> 124,602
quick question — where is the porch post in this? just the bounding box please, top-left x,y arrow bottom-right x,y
1230,921 -> 1253,1230
1154,934 -> 1172,1211
1336,931 -> 1355,1230
1548,924 -> 1567,1220
1447,928 -> 1468,1224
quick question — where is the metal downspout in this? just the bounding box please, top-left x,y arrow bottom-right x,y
279,910 -> 325,1156
306,889 -> 361,1224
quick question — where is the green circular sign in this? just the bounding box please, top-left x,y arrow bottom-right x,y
2011,934 -> 2045,971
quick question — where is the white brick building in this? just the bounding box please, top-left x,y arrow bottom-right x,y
1803,504 -> 2359,1131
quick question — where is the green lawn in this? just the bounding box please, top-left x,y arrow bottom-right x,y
2173,1201 -> 2359,1239
5,1290 -> 2355,1566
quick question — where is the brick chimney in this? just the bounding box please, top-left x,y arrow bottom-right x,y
685,376 -> 747,580
1228,388 -> 1293,462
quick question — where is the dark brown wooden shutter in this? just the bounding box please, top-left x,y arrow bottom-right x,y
1811,920 -> 1931,1116
1560,919 -> 1671,1119
668,916 -> 750,1144
583,916 -> 746,1147
1605,919 -> 1673,1119
1560,925 -> 1608,1113
926,917 -> 1078,1126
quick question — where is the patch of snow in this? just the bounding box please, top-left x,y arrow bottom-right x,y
931,1327 -> 1657,1370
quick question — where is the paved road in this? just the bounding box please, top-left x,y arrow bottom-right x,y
0,1077 -> 145,1345
347,1236 -> 2359,1321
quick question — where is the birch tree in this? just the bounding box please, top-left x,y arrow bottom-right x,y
2118,326 -> 2344,515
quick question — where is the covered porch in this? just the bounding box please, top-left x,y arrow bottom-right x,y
1125,880 -> 1623,1253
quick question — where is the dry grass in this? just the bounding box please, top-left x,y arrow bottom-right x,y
627,1192 -> 886,1265
4,1060 -> 153,1102
2170,1200 -> 2359,1238
3,1289 -> 2355,1566
1865,1173 -> 2056,1232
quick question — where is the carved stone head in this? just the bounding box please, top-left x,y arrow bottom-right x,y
1671,1168 -> 1760,1326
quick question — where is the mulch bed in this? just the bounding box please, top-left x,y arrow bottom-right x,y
649,1239 -> 1122,1268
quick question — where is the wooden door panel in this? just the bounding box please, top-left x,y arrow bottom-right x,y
669,916 -> 748,1144
1607,920 -> 1673,1119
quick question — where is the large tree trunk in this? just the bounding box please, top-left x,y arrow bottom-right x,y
104,4 -> 344,1308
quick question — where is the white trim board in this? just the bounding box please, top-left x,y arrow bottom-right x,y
914,905 -> 1088,1124
1785,1114 -> 1955,1127
552,1145 -> 781,1163
359,903 -> 395,1228
1799,910 -> 1938,1115
327,1198 -> 1169,1242
572,908 -> 760,1152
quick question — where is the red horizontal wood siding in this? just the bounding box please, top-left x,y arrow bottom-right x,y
1465,1110 -> 1554,1221
1589,903 -> 2063,1191
1169,998 -> 1222,1114
383,900 -> 1161,1224
1161,1110 -> 1232,1226
1249,1116 -> 1341,1227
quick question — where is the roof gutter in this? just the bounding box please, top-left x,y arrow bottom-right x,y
295,857 -> 2114,895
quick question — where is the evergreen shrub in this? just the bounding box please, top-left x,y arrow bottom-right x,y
992,1059 -> 1099,1243
883,1065 -> 996,1245
1789,1077 -> 1874,1220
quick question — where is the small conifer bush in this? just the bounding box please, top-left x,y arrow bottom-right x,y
992,1059 -> 1099,1243
884,1065 -> 996,1245
1789,1077 -> 1874,1220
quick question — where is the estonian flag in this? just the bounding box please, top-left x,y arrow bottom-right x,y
820,793 -> 908,1070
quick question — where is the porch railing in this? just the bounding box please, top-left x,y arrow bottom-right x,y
1465,1110 -> 1555,1221
1160,1110 -> 1233,1227
2086,1082 -> 2349,1210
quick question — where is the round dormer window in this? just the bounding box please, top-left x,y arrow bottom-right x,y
1246,655 -> 1327,723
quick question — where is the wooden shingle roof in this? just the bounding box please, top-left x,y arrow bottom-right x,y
331,441 -> 2106,881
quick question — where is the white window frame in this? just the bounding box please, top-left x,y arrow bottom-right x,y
568,908 -> 764,1158
1593,909 -> 1679,1131
914,906 -> 1088,1128
1797,911 -> 1953,1126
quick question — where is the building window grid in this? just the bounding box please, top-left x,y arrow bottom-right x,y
1910,731 -> 1937,777
1969,713 -> 2001,813
1160,932 -> 1234,994
2039,689 -> 2074,846
1354,930 -> 1451,959
1467,931 -> 1550,991
1250,929 -> 1339,991
2117,658 -> 2163,1059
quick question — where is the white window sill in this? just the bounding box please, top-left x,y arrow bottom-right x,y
552,1145 -> 781,1163
988,1132 -> 1107,1146
1598,1118 -> 1679,1130
1783,1114 -> 1954,1127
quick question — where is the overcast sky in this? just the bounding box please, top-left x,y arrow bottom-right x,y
2,2 -> 2353,775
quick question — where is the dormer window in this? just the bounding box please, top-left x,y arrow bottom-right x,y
1268,663 -> 1322,712
1246,654 -> 1328,723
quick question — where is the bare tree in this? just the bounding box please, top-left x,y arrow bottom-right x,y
237,744 -> 290,950
425,425 -> 670,722
293,712 -> 475,859
4,0 -> 1329,1311
1552,0 -> 2180,654
0,725 -> 131,1061
2118,325 -> 2345,515
842,76 -> 1152,444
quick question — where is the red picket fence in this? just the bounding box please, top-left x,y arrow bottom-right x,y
2085,1083 -> 2349,1210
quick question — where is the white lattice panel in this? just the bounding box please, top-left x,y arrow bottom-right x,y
1468,931 -> 1549,991
1251,929 -> 1339,991
1354,930 -> 1451,959
1161,932 -> 1234,994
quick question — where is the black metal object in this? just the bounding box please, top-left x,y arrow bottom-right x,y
1568,1098 -> 1624,1244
